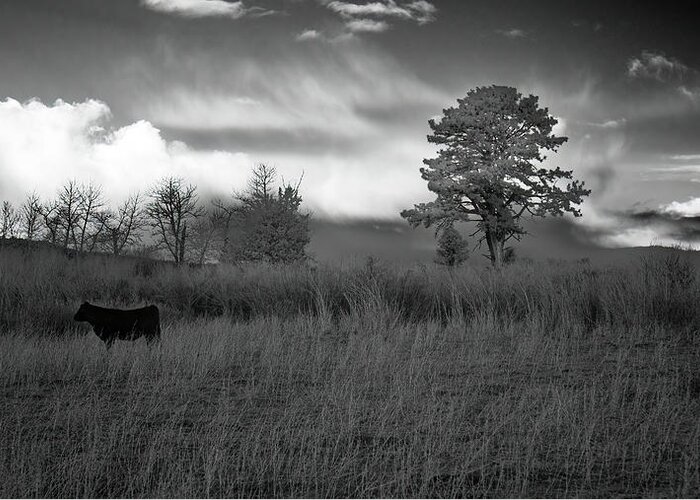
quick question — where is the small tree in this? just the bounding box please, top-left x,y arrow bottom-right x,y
20,192 -> 42,240
188,208 -> 228,265
75,182 -> 105,252
211,197 -> 238,260
435,225 -> 469,267
224,164 -> 310,263
402,85 -> 590,268
146,177 -> 204,264
39,200 -> 61,245
102,193 -> 145,256
0,201 -> 21,239
55,180 -> 85,249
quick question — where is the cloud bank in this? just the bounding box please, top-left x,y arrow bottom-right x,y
664,197 -> 700,218
0,94 -> 438,220
0,98 -> 250,207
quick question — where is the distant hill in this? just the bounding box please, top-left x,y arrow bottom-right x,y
3,229 -> 699,270
307,218 -> 700,267
0,237 -> 167,267
0,236 -> 73,254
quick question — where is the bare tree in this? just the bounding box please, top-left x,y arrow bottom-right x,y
55,180 -> 85,248
0,201 -> 21,239
20,192 -> 42,240
211,196 -> 239,260
246,163 -> 276,206
39,200 -> 61,245
102,193 -> 146,255
188,207 -> 230,265
146,177 -> 204,264
75,182 -> 105,252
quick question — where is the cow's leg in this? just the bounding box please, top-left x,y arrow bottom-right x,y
94,326 -> 112,350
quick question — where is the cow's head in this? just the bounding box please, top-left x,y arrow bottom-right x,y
73,302 -> 92,322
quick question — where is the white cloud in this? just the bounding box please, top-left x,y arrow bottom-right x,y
586,118 -> 627,129
326,0 -> 435,23
140,0 -> 273,19
406,1 -> 437,22
0,96 -> 441,219
678,85 -> 700,101
296,29 -> 322,41
0,98 -> 251,207
663,197 -> 700,217
601,227 -> 695,249
552,116 -> 566,136
319,0 -> 436,34
326,0 -> 410,18
495,28 -> 527,38
627,51 -> 688,81
669,154 -> 700,161
346,18 -> 390,33
118,44 -> 450,219
647,165 -> 700,176
575,206 -> 700,250
142,48 -> 449,136
257,135 -> 436,219
146,88 -> 372,134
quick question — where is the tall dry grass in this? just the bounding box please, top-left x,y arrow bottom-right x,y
1,245 -> 699,334
0,245 -> 699,497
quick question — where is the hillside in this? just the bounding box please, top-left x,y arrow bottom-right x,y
1,238 -> 699,497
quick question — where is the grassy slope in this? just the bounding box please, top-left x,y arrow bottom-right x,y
0,245 -> 699,497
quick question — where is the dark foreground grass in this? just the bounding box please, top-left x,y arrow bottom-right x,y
0,246 -> 699,497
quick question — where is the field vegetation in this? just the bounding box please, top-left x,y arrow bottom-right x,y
1,244 -> 699,497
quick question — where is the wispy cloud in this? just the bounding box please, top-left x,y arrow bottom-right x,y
495,28 -> 528,39
678,85 -> 700,102
325,0 -> 436,24
141,48 -> 448,137
669,154 -> 700,161
571,19 -> 603,32
345,18 -> 390,33
123,47 -> 448,218
140,0 -> 274,19
585,118 -> 627,129
295,29 -> 322,41
317,0 -> 436,35
627,51 -> 688,81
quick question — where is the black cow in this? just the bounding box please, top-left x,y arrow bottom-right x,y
74,302 -> 161,349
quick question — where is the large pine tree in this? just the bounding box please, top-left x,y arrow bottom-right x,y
402,85 -> 590,268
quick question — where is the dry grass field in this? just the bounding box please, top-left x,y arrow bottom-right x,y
1,245 -> 699,497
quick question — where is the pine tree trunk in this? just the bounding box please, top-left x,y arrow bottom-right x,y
485,228 -> 504,269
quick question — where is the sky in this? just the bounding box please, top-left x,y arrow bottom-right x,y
1,0 -> 699,258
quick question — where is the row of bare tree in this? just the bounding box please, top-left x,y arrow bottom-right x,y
0,164 -> 310,265
1,183 -> 146,255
